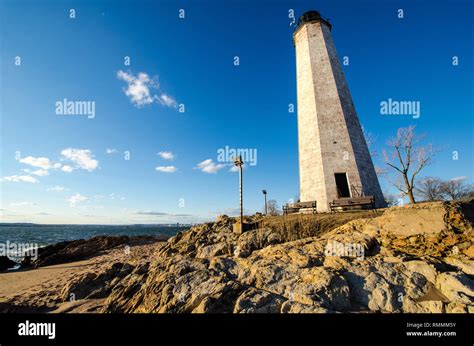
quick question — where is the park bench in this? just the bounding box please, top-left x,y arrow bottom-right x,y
329,196 -> 375,213
283,201 -> 317,215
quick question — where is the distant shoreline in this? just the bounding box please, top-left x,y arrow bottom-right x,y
0,222 -> 194,227
0,224 -> 186,265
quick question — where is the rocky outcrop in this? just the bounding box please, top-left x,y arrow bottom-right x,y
25,235 -> 166,268
97,199 -> 473,313
160,211 -> 380,260
0,238 -> 164,314
60,262 -> 136,301
4,200 -> 471,314
0,256 -> 16,271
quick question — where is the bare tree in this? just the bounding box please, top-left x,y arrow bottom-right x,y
362,126 -> 378,158
414,177 -> 444,201
266,199 -> 280,215
384,194 -> 400,207
382,126 -> 436,204
440,177 -> 472,200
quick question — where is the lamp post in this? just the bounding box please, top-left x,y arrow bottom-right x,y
262,189 -> 267,215
233,155 -> 244,227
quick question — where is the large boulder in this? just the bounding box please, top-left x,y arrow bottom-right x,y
29,235 -> 162,268
374,202 -> 447,237
60,262 -> 135,301
233,288 -> 285,313
0,256 -> 16,271
436,272 -> 474,305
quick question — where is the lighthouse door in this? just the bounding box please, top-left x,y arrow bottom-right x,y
335,173 -> 351,198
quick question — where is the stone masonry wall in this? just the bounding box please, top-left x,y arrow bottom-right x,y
294,21 -> 386,211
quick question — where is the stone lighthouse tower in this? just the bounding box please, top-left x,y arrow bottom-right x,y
293,11 -> 385,211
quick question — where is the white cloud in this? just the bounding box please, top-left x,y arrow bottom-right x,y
450,176 -> 468,182
117,70 -> 157,107
229,164 -> 246,172
106,148 -> 118,154
61,148 -> 98,171
68,193 -> 88,207
196,159 -> 225,174
109,193 -> 126,200
30,169 -> 49,176
158,93 -> 177,108
158,151 -> 175,160
229,165 -> 239,172
9,201 -> 35,207
19,156 -> 51,169
47,185 -> 69,192
155,166 -> 177,173
117,70 -> 177,109
61,165 -> 74,173
0,175 -> 38,183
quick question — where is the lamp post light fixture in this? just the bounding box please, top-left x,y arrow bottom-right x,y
262,189 -> 267,215
233,155 -> 244,227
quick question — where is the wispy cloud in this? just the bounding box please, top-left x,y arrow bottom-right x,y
135,211 -> 167,216
67,193 -> 88,207
135,211 -> 191,217
2,148 -> 99,188
117,70 -> 156,107
212,208 -> 252,217
30,169 -> 49,176
19,156 -> 52,169
61,165 -> 73,173
109,193 -> 126,201
450,176 -> 468,181
9,201 -> 36,207
229,164 -> 246,172
4,155 -> 51,183
16,149 -> 98,180
155,166 -> 177,173
47,185 -> 69,192
117,70 -> 177,109
133,210 -> 205,224
106,148 -> 118,154
61,148 -> 98,171
158,151 -> 175,160
195,159 -> 225,174
0,175 -> 38,183
157,93 -> 177,108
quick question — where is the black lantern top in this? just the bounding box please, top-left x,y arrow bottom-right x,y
294,10 -> 332,33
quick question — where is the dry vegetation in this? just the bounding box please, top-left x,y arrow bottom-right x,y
258,211 -> 383,242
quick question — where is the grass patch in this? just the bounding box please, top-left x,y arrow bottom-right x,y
259,211 -> 382,242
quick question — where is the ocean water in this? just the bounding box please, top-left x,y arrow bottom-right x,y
0,223 -> 187,261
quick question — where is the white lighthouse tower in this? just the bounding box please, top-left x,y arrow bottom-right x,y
293,11 -> 385,212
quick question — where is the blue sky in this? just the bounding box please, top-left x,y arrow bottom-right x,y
0,0 -> 472,224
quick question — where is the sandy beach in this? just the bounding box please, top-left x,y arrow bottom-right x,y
0,239 -> 165,313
